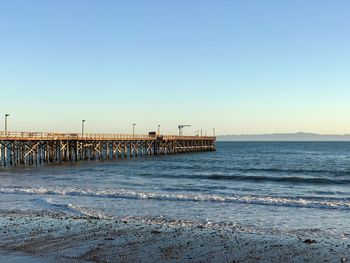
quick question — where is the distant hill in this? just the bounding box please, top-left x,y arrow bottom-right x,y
217,132 -> 350,141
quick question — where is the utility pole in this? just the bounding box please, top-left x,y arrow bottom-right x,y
82,120 -> 86,137
133,123 -> 136,137
4,114 -> 9,162
4,114 -> 9,134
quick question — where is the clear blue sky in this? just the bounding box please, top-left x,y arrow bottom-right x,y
1,0 -> 349,135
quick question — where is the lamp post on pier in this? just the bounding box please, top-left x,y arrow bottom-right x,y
157,124 -> 161,135
82,120 -> 86,138
4,114 -> 10,134
133,123 -> 136,137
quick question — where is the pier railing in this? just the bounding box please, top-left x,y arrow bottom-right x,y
162,135 -> 215,141
0,131 -> 154,140
0,131 -> 215,141
0,131 -> 216,166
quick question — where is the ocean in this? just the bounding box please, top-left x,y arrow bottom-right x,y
0,142 -> 349,239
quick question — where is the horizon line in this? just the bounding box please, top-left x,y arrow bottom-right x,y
218,132 -> 350,136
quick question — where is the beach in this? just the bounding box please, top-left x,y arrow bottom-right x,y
0,211 -> 349,262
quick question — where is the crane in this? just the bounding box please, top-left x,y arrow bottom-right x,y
178,125 -> 191,136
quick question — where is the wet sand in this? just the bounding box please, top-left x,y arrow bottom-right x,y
0,211 -> 349,263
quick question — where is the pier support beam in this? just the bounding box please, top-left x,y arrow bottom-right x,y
0,133 -> 216,166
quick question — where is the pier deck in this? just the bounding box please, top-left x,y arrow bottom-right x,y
0,131 -> 216,166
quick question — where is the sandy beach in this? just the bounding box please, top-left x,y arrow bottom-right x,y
0,211 -> 348,263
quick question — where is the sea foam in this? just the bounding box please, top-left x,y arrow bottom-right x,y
0,186 -> 349,210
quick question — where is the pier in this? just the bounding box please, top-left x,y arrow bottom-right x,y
0,131 -> 216,166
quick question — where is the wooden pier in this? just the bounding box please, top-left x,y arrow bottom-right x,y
0,131 -> 216,166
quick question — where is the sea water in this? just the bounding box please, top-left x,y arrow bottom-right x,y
0,142 -> 349,239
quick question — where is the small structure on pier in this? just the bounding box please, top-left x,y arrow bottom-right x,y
0,131 -> 216,166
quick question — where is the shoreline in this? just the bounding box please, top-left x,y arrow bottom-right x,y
0,211 -> 348,262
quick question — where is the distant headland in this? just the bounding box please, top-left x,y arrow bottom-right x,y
217,132 -> 350,141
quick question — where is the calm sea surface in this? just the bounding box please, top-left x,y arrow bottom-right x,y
0,142 -> 349,238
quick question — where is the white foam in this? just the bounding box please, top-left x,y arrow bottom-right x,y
67,203 -> 112,219
0,186 -> 349,210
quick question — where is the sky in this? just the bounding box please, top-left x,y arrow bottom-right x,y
0,0 -> 349,135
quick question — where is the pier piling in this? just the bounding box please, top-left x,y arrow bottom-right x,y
0,132 -> 216,166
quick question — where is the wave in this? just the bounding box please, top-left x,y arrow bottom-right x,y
39,197 -> 112,219
178,164 -> 350,177
1,186 -> 350,210
199,174 -> 350,185
139,172 -> 350,185
229,167 -> 350,177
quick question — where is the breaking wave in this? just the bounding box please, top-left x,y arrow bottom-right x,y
1,186 -> 349,210
39,197 -> 112,219
157,174 -> 350,185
